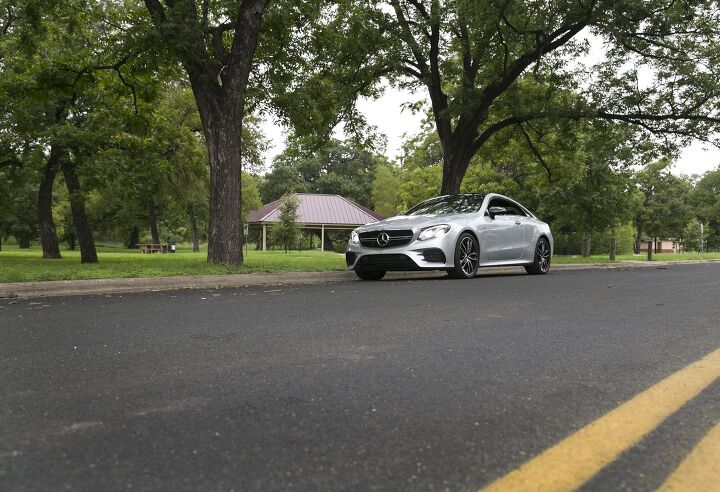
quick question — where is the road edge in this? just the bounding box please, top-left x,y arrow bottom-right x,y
0,260 -> 714,299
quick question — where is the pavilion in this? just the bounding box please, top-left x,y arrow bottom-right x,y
247,193 -> 383,251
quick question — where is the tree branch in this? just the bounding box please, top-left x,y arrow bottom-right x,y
1,5 -> 15,35
469,115 -> 540,156
223,0 -> 270,96
457,18 -> 588,146
143,0 -> 166,26
406,0 -> 430,19
427,0 -> 451,144
595,110 -> 720,125
518,123 -> 555,182
201,0 -> 209,30
389,0 -> 430,77
92,51 -> 141,115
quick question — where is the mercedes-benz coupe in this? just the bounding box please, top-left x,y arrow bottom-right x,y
346,193 -> 553,280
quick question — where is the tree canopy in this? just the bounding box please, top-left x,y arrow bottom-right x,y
358,0 -> 720,193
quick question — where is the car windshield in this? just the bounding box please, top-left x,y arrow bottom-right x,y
405,195 -> 485,215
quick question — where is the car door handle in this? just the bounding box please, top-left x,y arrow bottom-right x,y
514,221 -> 521,225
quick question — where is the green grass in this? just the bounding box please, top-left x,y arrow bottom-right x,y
0,244 -> 346,283
2,243 -> 719,283
553,252 -> 720,264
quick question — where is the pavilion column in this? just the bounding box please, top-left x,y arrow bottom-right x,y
321,225 -> 325,252
262,225 -> 267,251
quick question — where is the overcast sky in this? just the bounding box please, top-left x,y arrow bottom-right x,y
261,85 -> 720,178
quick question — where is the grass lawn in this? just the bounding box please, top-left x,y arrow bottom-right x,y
553,252 -> 720,264
0,244 -> 346,283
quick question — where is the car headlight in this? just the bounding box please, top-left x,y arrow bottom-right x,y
418,224 -> 451,241
349,230 -> 360,245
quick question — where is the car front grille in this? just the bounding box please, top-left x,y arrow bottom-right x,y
354,254 -> 419,271
358,230 -> 414,248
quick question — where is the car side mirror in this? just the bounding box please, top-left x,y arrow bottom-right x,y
488,206 -> 506,219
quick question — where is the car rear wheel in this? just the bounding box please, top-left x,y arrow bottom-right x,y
525,237 -> 551,275
448,233 -> 479,279
354,269 -> 386,281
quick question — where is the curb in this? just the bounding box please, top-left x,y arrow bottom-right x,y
0,260 -> 714,299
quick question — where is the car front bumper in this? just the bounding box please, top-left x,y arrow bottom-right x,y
345,234 -> 457,271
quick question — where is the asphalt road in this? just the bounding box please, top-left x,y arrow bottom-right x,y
1,263 -> 719,491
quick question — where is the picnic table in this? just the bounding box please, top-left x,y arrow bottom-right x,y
139,243 -> 169,254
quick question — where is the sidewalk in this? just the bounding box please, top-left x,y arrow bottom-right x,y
0,260 -> 706,299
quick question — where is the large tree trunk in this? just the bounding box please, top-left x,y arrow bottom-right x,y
634,217 -> 643,254
144,0 -> 268,266
194,97 -> 244,265
440,140 -> 475,194
65,228 -> 76,250
61,158 -> 98,264
441,161 -> 465,194
127,226 -> 140,249
148,199 -> 160,244
187,204 -> 200,252
581,194 -> 593,257
581,228 -> 593,257
37,146 -> 63,259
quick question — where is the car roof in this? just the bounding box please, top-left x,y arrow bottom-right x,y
411,193 -> 536,218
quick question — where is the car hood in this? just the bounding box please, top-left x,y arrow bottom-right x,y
358,214 -> 468,232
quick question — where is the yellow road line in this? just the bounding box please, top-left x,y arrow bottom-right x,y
657,419 -> 720,492
481,347 -> 720,492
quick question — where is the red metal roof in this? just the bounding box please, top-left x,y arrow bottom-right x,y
247,194 -> 383,226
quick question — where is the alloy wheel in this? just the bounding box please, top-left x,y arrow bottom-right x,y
537,239 -> 550,273
459,236 -> 479,276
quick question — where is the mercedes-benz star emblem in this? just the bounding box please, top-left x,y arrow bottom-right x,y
376,232 -> 390,247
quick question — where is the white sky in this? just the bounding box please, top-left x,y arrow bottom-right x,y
260,85 -> 720,177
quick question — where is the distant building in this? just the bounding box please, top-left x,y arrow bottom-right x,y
639,238 -> 682,254
247,193 -> 383,251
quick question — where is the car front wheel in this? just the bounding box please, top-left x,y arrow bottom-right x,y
525,237 -> 551,275
448,232 -> 479,279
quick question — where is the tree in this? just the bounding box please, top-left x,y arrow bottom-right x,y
397,165 -> 442,211
367,0 -> 720,193
75,93 -> 203,255
690,167 -> 720,250
85,84 -> 267,252
682,218 -> 704,252
634,159 -> 694,252
0,0 -> 156,263
0,163 -> 36,250
141,0 -> 270,265
371,165 -> 402,216
261,140 -> 382,206
271,194 -> 299,252
241,172 -> 263,222
542,123 -> 637,256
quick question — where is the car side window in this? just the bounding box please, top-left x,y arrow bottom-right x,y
488,198 -> 526,217
486,198 -> 503,215
505,203 -> 526,216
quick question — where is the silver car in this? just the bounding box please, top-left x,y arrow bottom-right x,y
346,193 -> 553,280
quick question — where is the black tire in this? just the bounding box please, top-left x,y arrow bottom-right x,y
355,269 -> 386,281
448,232 -> 480,279
525,237 -> 551,275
